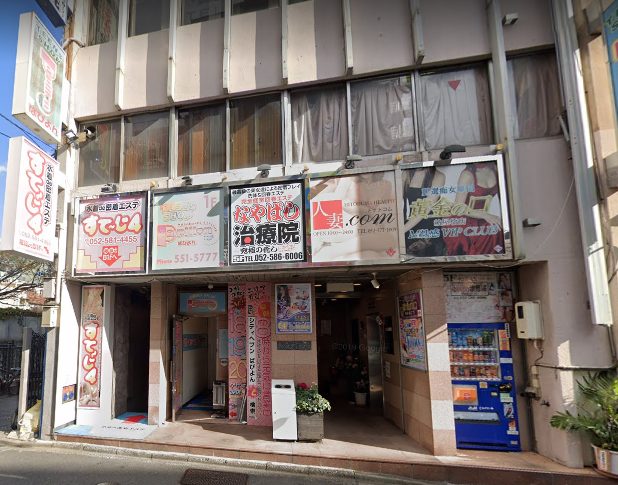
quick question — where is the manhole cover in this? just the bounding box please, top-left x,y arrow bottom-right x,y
180,468 -> 248,485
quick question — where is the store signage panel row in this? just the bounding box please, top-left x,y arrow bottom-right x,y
72,156 -> 512,276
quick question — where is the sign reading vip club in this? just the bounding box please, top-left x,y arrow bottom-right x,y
230,182 -> 305,264
12,12 -> 65,144
76,193 -> 147,274
0,137 -> 58,262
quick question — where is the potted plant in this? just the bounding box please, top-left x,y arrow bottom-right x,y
295,383 -> 331,441
550,372 -> 618,477
354,366 -> 370,407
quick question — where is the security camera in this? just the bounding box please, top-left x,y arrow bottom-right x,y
84,126 -> 96,139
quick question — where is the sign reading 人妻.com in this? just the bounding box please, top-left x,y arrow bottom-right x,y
230,182 -> 305,264
76,193 -> 147,274
12,12 -> 65,144
0,137 -> 58,262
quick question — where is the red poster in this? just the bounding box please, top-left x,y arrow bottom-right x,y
228,284 -> 246,421
77,286 -> 105,408
246,283 -> 272,426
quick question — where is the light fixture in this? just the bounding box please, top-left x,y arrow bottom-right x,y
439,144 -> 466,161
370,272 -> 380,289
344,154 -> 362,170
64,129 -> 78,145
257,164 -> 271,178
353,283 -> 361,286
314,283 -> 323,287
502,13 -> 518,25
207,283 -> 214,290
181,175 -> 193,186
100,183 -> 117,194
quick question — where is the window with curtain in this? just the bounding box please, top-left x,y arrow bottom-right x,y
88,0 -> 119,45
508,52 -> 562,139
178,104 -> 226,175
291,85 -> 348,163
350,75 -> 414,156
230,95 -> 281,169
78,120 -> 121,186
123,112 -> 169,180
181,0 -> 224,25
129,0 -> 170,36
232,0 -> 279,15
420,66 -> 492,150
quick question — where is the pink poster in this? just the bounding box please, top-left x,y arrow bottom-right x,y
227,284 -> 246,421
77,286 -> 105,408
246,283 -> 272,427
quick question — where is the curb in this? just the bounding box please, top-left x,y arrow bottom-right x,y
0,434 -> 422,484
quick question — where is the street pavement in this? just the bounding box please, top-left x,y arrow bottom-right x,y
0,439 -> 425,485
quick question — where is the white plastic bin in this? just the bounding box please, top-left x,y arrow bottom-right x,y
271,379 -> 297,440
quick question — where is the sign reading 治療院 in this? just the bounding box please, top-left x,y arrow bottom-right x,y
310,172 -> 399,263
75,193 -> 147,274
230,182 -> 305,264
152,189 -> 223,270
0,137 -> 58,262
12,12 -> 64,144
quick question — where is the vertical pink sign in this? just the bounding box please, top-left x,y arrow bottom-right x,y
246,283 -> 272,427
228,284 -> 246,421
77,286 -> 105,408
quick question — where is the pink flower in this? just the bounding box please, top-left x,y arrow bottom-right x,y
297,382 -> 308,390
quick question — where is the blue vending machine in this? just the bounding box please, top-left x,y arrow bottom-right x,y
448,322 -> 520,451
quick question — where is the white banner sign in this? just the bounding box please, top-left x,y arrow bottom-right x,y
1,137 -> 58,261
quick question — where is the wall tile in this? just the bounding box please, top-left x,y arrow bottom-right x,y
427,342 -> 450,372
430,399 -> 455,430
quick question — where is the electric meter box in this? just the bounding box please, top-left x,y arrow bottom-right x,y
515,301 -> 543,339
42,306 -> 58,328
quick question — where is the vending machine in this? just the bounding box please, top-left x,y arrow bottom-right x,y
448,322 -> 520,451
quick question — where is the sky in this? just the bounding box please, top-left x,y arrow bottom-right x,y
0,1 -> 63,232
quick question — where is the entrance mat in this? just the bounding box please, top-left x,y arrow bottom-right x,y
180,469 -> 248,485
183,393 -> 214,412
55,418 -> 156,441
117,412 -> 148,424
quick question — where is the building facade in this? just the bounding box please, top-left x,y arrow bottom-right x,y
32,0 -> 618,468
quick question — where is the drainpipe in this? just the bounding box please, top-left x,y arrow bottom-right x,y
552,0 -> 613,326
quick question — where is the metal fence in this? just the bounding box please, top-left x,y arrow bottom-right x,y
0,340 -> 22,396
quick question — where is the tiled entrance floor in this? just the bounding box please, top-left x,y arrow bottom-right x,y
56,402 -> 611,484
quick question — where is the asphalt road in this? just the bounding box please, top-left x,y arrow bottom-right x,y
0,440 -> 422,485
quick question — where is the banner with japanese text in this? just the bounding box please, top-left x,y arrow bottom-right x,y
76,193 -> 147,274
0,137 -> 58,262
152,189 -> 224,271
246,283 -> 272,426
275,283 -> 312,334
230,182 -> 305,264
310,172 -> 399,262
179,291 -> 226,316
398,290 -> 427,370
77,286 -> 105,408
401,157 -> 511,260
228,284 -> 246,421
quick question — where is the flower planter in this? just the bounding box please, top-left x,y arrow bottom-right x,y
354,391 -> 368,407
592,445 -> 618,478
297,412 -> 324,441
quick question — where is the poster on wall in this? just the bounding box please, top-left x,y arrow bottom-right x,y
179,292 -> 226,316
246,283 -> 272,427
229,182 -> 305,264
398,290 -> 427,371
310,172 -> 399,263
444,272 -> 514,323
228,284 -> 246,421
401,156 -> 511,261
0,137 -> 58,262
75,193 -> 147,274
152,189 -> 224,271
77,286 -> 106,408
275,283 -> 312,334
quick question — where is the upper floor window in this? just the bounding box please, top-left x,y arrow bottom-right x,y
232,0 -> 279,15
124,112 -> 169,180
178,104 -> 226,175
350,75 -> 414,156
230,95 -> 281,169
291,85 -> 348,163
420,65 -> 492,150
508,52 -> 562,139
88,0 -> 119,45
78,120 -> 121,186
129,0 -> 170,36
181,0 -> 224,25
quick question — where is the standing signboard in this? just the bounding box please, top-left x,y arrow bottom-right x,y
75,193 -> 147,274
12,12 -> 65,144
401,156 -> 511,261
310,172 -> 399,263
152,189 -> 224,271
275,283 -> 312,334
0,137 -> 58,262
398,290 -> 427,371
228,284 -> 247,421
246,283 -> 272,426
230,182 -> 305,264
